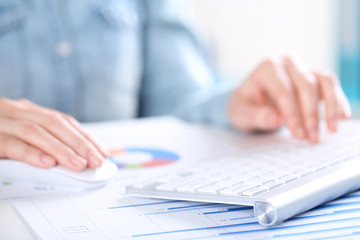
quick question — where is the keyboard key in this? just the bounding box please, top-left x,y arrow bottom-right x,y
219,184 -> 258,196
241,187 -> 267,196
154,176 -> 181,183
197,185 -> 227,194
278,174 -> 298,183
213,179 -> 244,187
293,169 -> 313,177
155,183 -> 179,191
309,164 -> 327,172
246,177 -> 270,185
261,180 -> 283,190
207,174 -> 228,181
132,181 -> 161,190
262,172 -> 286,181
176,180 -> 215,193
278,165 -> 302,172
155,177 -> 202,191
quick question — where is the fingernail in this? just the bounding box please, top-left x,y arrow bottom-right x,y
40,155 -> 56,166
328,117 -> 338,132
294,126 -> 305,139
88,150 -> 104,167
308,128 -> 319,143
343,107 -> 352,118
101,148 -> 110,157
70,155 -> 87,168
266,112 -> 278,128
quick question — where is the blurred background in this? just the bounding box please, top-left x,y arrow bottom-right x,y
190,0 -> 360,116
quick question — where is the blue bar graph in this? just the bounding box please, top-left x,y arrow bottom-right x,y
130,191 -> 360,239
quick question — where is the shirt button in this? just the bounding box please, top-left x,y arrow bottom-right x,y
54,41 -> 73,58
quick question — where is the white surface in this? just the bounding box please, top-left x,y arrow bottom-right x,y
0,159 -> 118,199
4,117 -> 360,239
4,118 -> 360,239
11,174 -> 360,239
0,116 -> 234,239
0,201 -> 34,240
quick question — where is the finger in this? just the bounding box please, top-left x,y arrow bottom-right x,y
284,57 -> 320,143
239,105 -> 281,131
0,134 -> 56,168
255,59 -> 305,139
33,110 -> 105,169
314,72 -> 342,132
3,101 -> 106,168
0,118 -> 88,171
230,101 -> 282,131
339,91 -> 352,118
62,114 -> 110,158
30,104 -> 109,160
0,98 -> 36,118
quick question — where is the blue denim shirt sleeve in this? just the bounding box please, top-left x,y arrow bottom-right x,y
140,0 -> 231,127
0,0 -> 232,126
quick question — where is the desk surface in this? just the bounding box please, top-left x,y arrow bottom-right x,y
0,201 -> 35,240
3,117 -> 360,239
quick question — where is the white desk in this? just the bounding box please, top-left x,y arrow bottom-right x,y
2,117 -> 360,239
0,201 -> 35,240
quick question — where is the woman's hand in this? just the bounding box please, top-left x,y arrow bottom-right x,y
0,98 -> 108,171
228,56 -> 351,143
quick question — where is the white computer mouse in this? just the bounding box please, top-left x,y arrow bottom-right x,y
0,159 -> 118,191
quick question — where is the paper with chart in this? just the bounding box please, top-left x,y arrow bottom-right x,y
10,117 -> 360,239
12,181 -> 360,239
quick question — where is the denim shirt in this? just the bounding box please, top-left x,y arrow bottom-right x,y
0,0 -> 230,126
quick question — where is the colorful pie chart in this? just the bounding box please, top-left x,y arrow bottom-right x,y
108,147 -> 179,169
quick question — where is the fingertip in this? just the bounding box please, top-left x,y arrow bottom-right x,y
40,155 -> 57,168
87,150 -> 105,169
258,108 -> 281,130
293,125 -> 306,139
285,117 -> 306,140
307,127 -> 319,144
69,154 -> 87,171
100,148 -> 110,158
340,95 -> 352,119
341,108 -> 352,119
283,54 -> 296,68
327,116 -> 338,132
91,142 -> 110,158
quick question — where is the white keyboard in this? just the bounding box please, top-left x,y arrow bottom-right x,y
127,121 -> 360,226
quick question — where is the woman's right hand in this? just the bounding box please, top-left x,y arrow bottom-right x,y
0,98 -> 108,171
